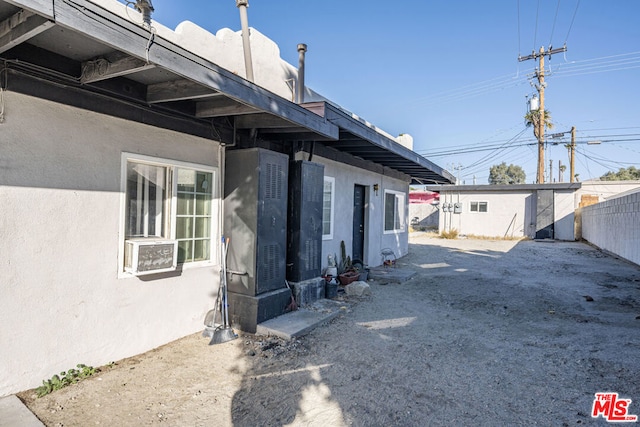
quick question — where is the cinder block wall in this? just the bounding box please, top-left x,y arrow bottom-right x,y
579,190 -> 640,266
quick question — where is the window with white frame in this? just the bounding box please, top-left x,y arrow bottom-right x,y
122,154 -> 217,271
470,201 -> 488,213
322,177 -> 335,240
384,190 -> 406,232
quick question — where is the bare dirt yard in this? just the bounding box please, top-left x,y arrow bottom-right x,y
19,234 -> 640,426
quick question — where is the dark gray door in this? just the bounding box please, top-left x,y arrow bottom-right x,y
352,185 -> 366,262
535,190 -> 554,239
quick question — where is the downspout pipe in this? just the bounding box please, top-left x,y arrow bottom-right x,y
236,0 -> 254,82
296,43 -> 307,104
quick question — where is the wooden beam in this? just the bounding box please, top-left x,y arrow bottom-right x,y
6,69 -> 233,143
81,51 -> 154,84
147,79 -> 221,103
0,9 -> 53,54
234,113 -> 298,129
4,1 -> 54,18
50,0 -> 338,140
196,99 -> 260,118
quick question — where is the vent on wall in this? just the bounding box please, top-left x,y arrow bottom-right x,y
265,163 -> 283,199
303,238 -> 319,271
259,243 -> 279,282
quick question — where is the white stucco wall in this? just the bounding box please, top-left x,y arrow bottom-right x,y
295,154 -> 409,270
0,92 -> 221,396
580,190 -> 640,266
438,191 -> 532,238
575,180 -> 640,208
437,189 -> 577,240
554,190 -> 576,241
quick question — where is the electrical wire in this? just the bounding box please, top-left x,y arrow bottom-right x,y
564,0 -> 581,44
517,0 -> 522,56
549,0 -> 561,46
533,0 -> 541,50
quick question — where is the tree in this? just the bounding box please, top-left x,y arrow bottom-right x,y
489,162 -> 526,185
524,109 -> 554,139
600,166 -> 640,181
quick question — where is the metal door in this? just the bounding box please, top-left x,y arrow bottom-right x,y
352,185 -> 366,262
535,189 -> 554,239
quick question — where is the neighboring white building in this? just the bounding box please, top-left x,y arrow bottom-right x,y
575,180 -> 640,208
425,183 -> 582,240
0,0 -> 453,396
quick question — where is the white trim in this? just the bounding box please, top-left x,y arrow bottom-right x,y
322,176 -> 335,240
383,189 -> 406,234
469,201 -> 489,213
118,152 -> 219,279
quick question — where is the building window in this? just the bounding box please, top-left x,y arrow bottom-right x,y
384,190 -> 406,232
126,162 -> 168,238
121,154 -> 217,274
175,169 -> 213,263
322,177 -> 335,240
470,201 -> 488,212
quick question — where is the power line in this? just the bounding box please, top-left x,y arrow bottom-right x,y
549,0 -> 561,46
564,0 -> 581,43
533,0 -> 541,51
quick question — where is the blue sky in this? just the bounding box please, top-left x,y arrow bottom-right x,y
125,1 -> 640,183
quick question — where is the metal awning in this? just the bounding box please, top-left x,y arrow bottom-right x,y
0,0 -> 454,184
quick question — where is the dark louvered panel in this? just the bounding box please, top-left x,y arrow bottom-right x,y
287,160 -> 324,282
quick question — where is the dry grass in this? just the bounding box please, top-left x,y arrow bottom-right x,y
463,234 -> 528,241
440,228 -> 459,239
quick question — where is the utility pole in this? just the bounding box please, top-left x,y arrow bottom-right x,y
558,160 -> 564,183
549,159 -> 553,183
570,126 -> 576,183
449,163 -> 462,185
519,45 -> 567,184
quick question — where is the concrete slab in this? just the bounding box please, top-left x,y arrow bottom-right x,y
367,267 -> 415,284
255,299 -> 347,340
0,395 -> 44,427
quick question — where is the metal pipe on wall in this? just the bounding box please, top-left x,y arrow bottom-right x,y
296,43 -> 307,104
235,0 -> 254,82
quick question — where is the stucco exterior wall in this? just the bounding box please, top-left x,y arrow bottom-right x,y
575,180 -> 640,208
579,190 -> 640,266
0,92 -> 221,396
438,191 -> 532,238
297,155 -> 409,270
436,188 -> 578,240
554,190 -> 576,241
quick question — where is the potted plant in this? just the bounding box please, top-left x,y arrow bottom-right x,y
337,240 -> 359,285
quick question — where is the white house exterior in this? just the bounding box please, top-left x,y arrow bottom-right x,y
2,91 -> 222,396
425,184 -> 581,240
0,0 -> 453,396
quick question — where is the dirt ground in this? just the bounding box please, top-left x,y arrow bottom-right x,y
18,234 -> 640,426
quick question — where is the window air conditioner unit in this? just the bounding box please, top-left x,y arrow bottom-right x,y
124,239 -> 178,275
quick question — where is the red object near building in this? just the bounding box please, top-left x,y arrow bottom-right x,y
409,191 -> 439,204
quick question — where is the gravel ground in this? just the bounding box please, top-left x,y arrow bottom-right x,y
19,234 -> 640,426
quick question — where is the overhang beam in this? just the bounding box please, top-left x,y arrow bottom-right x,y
81,51 -> 155,84
0,8 -> 53,54
147,79 -> 221,103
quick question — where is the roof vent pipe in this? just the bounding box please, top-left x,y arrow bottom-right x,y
296,43 -> 307,104
134,0 -> 154,27
236,0 -> 254,82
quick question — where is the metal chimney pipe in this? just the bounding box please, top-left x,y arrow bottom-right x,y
134,0 -> 154,27
296,43 -> 307,104
236,0 -> 254,82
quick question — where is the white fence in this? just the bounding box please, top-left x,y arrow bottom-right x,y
578,190 -> 640,266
